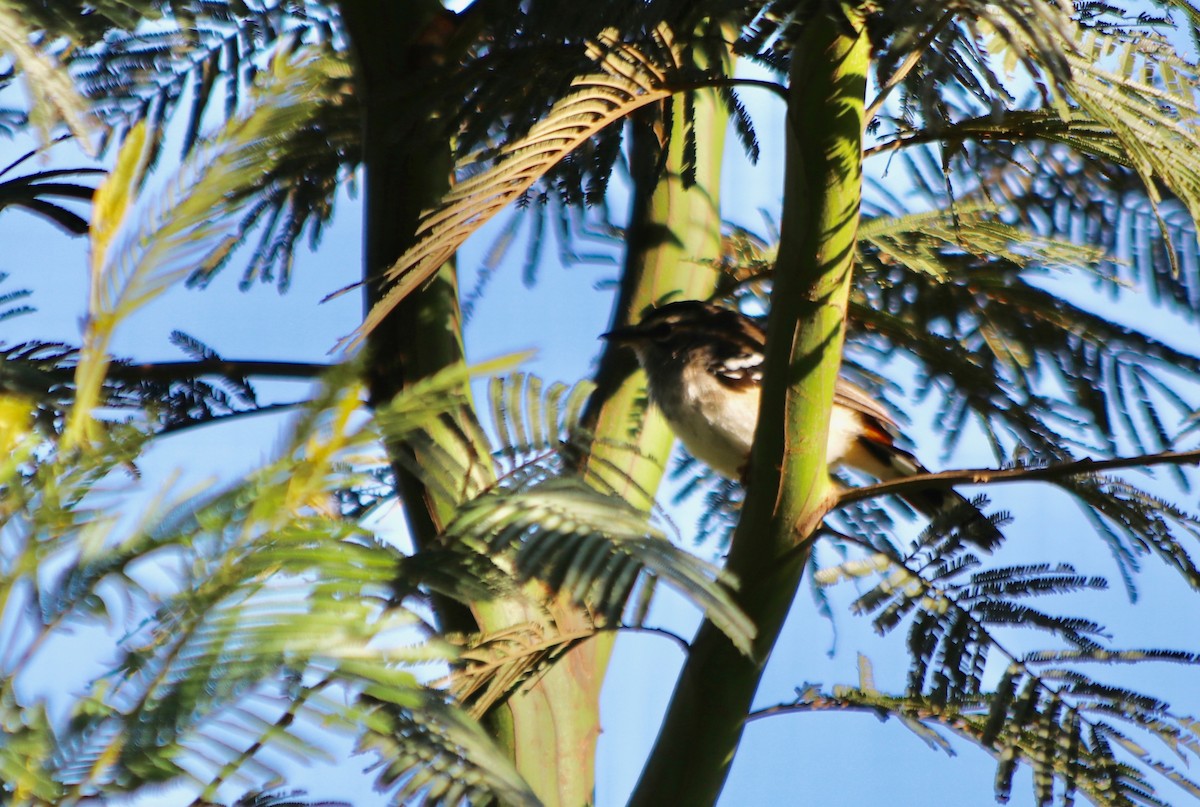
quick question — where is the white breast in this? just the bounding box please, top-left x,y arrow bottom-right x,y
825,404 -> 861,465
655,363 -> 759,478
654,367 -> 866,479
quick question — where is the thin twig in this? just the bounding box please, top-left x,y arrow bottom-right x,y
157,401 -> 310,436
748,693 -> 979,724
617,624 -> 692,655
34,358 -> 332,387
680,76 -> 789,101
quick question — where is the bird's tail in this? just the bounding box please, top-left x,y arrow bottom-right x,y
855,437 -> 1005,551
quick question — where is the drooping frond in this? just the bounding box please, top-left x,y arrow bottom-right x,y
460,193 -> 625,316
1062,28 -> 1200,263
375,369 -> 754,718
356,692 -> 541,807
370,362 -> 540,513
446,476 -> 754,655
67,1 -> 341,155
1052,471 -> 1200,595
960,136 -> 1200,318
862,6 -> 1200,317
344,28 -> 685,350
873,65 -> 1200,317
754,671 -> 1200,807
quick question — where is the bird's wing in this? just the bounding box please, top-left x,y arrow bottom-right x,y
707,313 -> 766,388
833,378 -> 898,432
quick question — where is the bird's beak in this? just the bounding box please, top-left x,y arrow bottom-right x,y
599,324 -> 642,344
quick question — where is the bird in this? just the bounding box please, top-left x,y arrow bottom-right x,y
601,300 -> 1002,550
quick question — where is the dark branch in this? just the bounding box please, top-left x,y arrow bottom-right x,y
837,449 -> 1200,508
107,359 -> 332,383
16,357 -> 331,388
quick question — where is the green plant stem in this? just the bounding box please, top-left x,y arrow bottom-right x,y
627,11 -> 870,805
582,84 -> 729,509
572,35 -> 731,802
568,66 -> 728,799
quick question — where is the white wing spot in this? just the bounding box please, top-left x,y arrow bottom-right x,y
718,352 -> 764,381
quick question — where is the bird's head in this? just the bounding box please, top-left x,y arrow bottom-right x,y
601,300 -> 758,366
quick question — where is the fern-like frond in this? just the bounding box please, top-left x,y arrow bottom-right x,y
87,48 -> 344,327
69,2 -> 340,153
966,136 -> 1200,317
814,513 -> 1200,806
1054,473 -> 1200,593
0,5 -> 96,152
816,492 -> 1200,806
445,475 -> 754,655
1064,30 -> 1200,272
68,8 -> 356,288
355,691 -> 540,807
866,10 -> 1200,315
444,622 -> 595,719
754,674 -> 1200,807
487,372 -> 595,477
389,368 -> 754,657
853,207 -> 1200,460
63,47 -> 345,445
0,360 -> 544,804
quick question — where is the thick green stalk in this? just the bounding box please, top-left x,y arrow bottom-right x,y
583,88 -> 729,506
627,11 -> 869,805
481,38 -> 725,807
565,69 -> 729,801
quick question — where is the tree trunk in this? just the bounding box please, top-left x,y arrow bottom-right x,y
339,5 -> 607,803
